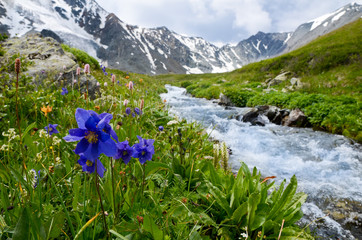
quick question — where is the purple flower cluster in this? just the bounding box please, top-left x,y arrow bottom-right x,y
63,108 -> 154,177
125,107 -> 142,117
101,65 -> 108,76
61,87 -> 68,95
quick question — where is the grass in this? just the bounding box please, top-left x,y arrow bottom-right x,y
154,19 -> 362,142
0,40 -> 314,239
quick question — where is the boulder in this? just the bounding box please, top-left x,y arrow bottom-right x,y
275,71 -> 291,81
282,108 -> 310,127
1,32 -> 100,99
290,77 -> 303,89
268,71 -> 291,87
241,108 -> 268,126
219,93 -> 233,106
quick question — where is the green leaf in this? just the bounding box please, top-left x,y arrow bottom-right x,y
231,201 -> 248,224
72,174 -> 81,210
21,122 -> 36,141
189,231 -> 203,240
207,182 -> 232,217
109,229 -> 130,240
251,203 -> 268,231
247,192 -> 261,231
267,175 -> 298,221
145,161 -> 171,177
143,215 -> 164,240
44,211 -> 65,239
12,207 -> 30,240
0,164 -> 10,182
29,212 -> 46,240
208,162 -> 221,187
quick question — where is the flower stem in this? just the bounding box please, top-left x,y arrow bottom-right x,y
86,75 -> 89,109
95,160 -> 109,237
142,163 -> 146,197
15,72 -> 25,169
110,157 -> 116,222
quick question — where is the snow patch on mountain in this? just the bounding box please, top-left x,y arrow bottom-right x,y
0,0 -> 360,75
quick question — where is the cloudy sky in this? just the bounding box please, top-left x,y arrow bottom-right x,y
96,0 -> 361,46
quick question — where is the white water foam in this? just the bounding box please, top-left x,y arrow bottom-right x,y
161,85 -> 362,238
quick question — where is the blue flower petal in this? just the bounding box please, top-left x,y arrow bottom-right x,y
110,129 -> 119,142
77,155 -> 87,165
99,139 -> 117,157
96,159 -> 106,178
75,108 -> 91,129
69,128 -> 87,137
74,138 -> 90,154
98,130 -> 110,142
97,114 -> 113,130
85,116 -> 97,131
63,134 -> 83,142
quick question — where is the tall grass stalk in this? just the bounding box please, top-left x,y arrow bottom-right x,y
14,58 -> 25,171
95,160 -> 108,237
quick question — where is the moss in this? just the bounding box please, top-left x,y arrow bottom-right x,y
61,44 -> 99,69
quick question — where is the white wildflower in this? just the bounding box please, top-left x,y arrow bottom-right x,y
52,136 -> 61,145
0,144 -> 9,151
167,120 -> 179,126
38,129 -> 47,138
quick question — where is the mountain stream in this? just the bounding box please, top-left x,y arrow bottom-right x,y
160,85 -> 362,239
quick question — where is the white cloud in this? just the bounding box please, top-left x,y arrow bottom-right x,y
95,0 -> 361,44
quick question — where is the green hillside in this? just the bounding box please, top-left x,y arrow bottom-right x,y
0,33 -> 315,239
155,19 -> 362,142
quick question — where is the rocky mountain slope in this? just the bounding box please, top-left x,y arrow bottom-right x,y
0,0 -> 361,75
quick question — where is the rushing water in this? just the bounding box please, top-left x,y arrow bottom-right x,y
161,85 -> 362,239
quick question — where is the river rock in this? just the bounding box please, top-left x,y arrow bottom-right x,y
282,108 -> 310,127
219,93 -> 233,106
0,32 -> 100,99
241,108 -> 268,126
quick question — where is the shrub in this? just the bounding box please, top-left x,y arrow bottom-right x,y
61,44 -> 99,69
225,88 -> 256,107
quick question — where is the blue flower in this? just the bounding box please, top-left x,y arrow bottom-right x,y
45,123 -> 59,135
158,126 -> 164,131
63,108 -> 117,161
115,140 -> 134,164
125,107 -> 131,115
77,154 -> 106,177
134,107 -> 142,115
61,87 -> 68,95
132,136 -> 155,164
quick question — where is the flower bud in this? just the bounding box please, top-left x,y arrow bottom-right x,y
111,74 -> 116,83
123,99 -> 129,107
15,58 -> 21,74
76,67 -> 81,75
84,64 -> 90,74
140,99 -> 144,110
128,81 -> 133,90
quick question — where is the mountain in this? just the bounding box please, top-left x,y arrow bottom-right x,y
283,2 -> 362,53
0,0 -> 361,75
